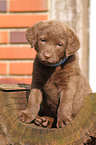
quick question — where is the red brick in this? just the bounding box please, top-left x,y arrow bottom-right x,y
0,77 -> 32,85
10,0 -> 48,12
0,32 -> 8,44
0,0 -> 7,12
17,77 -> 32,84
9,62 -> 33,75
0,47 -> 36,59
0,14 -> 48,28
0,63 -> 7,75
10,31 -> 27,44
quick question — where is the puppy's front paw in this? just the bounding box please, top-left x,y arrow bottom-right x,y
57,120 -> 66,128
17,110 -> 35,124
57,116 -> 72,128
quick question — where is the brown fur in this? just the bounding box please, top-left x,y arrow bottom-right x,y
18,20 -> 92,128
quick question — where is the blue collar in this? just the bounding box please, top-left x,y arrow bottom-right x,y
48,57 -> 67,67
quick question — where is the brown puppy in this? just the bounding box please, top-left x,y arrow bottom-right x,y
18,20 -> 92,128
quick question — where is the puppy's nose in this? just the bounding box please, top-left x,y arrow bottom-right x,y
44,53 -> 51,59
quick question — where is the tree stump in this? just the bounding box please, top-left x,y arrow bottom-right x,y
0,84 -> 96,145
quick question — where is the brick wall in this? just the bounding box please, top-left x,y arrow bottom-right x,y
0,0 -> 48,84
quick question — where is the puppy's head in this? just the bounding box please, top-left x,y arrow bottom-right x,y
26,20 -> 80,66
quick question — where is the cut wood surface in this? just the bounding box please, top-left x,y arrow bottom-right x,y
0,84 -> 96,145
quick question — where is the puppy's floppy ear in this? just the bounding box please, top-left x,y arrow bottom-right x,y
66,27 -> 80,57
26,21 -> 44,48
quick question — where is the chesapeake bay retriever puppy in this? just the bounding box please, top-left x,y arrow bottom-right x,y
18,20 -> 92,128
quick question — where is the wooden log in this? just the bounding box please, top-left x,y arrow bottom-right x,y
0,84 -> 96,144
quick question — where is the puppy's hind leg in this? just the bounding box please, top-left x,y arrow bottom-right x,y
34,116 -> 54,128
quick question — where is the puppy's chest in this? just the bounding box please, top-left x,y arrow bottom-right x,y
45,68 -> 68,88
43,80 -> 59,109
42,69 -> 68,109
43,67 -> 68,94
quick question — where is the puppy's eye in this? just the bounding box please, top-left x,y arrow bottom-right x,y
57,43 -> 63,47
40,39 -> 46,42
